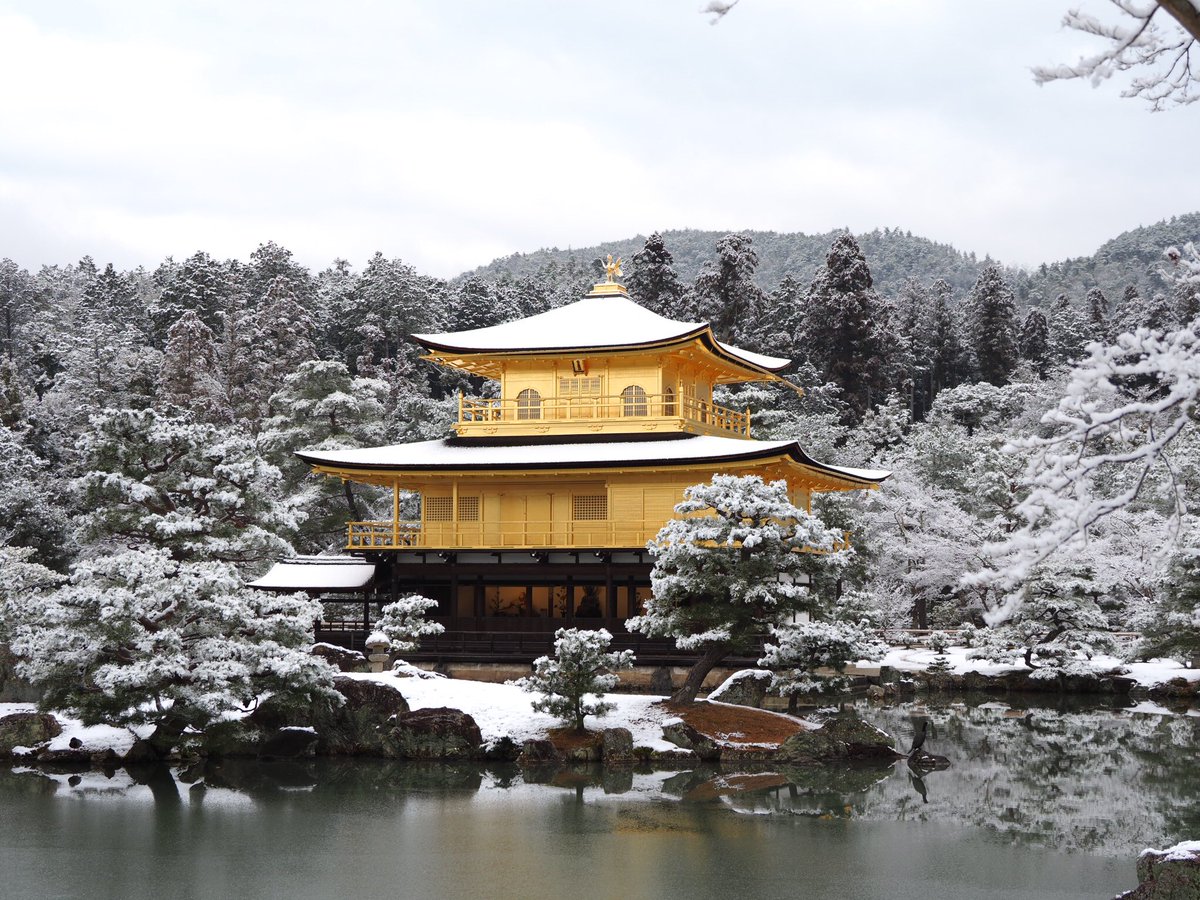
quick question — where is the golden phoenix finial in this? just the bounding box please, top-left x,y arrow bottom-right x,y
604,254 -> 623,283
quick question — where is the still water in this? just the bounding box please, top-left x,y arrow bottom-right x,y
1,698 -> 1196,900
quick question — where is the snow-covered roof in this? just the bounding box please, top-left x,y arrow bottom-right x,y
248,556 -> 376,592
297,435 -> 890,485
413,291 -> 790,373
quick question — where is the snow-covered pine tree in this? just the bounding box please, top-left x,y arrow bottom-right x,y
512,627 -> 634,733
760,617 -> 886,712
1019,308 -> 1051,377
1048,293 -> 1088,365
248,275 -> 318,427
802,233 -> 896,424
1084,287 -> 1111,344
3,548 -> 338,757
75,408 -> 300,567
626,474 -> 849,703
1139,528 -> 1200,665
627,232 -> 687,318
261,359 -> 390,549
964,265 -> 1019,385
691,233 -> 766,347
373,594 -> 446,654
149,251 -> 234,348
157,310 -> 227,422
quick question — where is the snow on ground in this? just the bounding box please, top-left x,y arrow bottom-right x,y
871,646 -> 1200,688
345,670 -> 683,752
0,702 -> 149,755
1141,840 -> 1200,861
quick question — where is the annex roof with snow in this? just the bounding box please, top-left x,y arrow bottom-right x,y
248,556 -> 376,592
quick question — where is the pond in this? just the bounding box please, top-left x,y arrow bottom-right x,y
2,696 -> 1196,900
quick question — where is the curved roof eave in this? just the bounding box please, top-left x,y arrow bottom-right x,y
294,438 -> 889,487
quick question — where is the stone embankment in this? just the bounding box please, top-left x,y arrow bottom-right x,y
1,670 -> 903,773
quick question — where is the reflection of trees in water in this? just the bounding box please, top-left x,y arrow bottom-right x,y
847,701 -> 1200,857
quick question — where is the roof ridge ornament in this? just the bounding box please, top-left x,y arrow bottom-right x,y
590,253 -> 628,297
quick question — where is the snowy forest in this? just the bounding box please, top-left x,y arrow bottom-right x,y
0,218 -> 1198,673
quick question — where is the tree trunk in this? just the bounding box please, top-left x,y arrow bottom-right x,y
343,480 -> 364,521
670,646 -> 729,704
146,713 -> 189,758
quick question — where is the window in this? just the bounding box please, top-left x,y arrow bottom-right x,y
559,377 -> 601,397
663,386 -> 676,415
457,496 -> 480,521
621,384 -> 648,417
425,497 -> 452,522
517,388 -> 541,420
572,494 -> 608,520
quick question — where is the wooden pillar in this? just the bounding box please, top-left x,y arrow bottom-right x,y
474,576 -> 485,619
605,559 -> 615,619
566,576 -> 575,620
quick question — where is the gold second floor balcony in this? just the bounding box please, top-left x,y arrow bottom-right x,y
454,391 -> 750,439
346,519 -> 849,553
347,519 -> 660,551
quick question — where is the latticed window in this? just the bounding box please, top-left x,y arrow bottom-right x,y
572,494 -> 608,520
621,384 -> 648,417
457,496 -> 480,521
517,388 -> 541,420
425,497 -> 452,521
559,377 -> 601,396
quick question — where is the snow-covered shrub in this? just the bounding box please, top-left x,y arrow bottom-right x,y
4,547 -> 338,755
759,619 -> 886,710
375,594 -> 445,653
927,630 -> 951,654
512,628 -> 634,733
959,623 -> 979,648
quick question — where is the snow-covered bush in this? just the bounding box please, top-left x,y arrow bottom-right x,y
375,594 -> 445,653
512,627 -> 634,733
759,618 -> 886,711
927,630 -> 951,654
627,474 -> 849,702
969,559 -> 1116,679
4,547 -> 339,755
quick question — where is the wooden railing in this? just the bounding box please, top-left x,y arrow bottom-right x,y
457,392 -> 750,437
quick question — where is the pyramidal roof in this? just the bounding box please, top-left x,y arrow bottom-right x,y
413,283 -> 790,373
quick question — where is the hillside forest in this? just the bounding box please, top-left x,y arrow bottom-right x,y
0,217 -> 1198,672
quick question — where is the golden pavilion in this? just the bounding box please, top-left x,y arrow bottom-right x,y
278,260 -> 887,651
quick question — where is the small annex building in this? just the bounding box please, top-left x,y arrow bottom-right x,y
274,260 -> 888,660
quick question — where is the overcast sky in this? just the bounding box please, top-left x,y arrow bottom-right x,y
0,0 -> 1194,279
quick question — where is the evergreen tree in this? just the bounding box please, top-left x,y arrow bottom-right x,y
512,627 -> 634,733
0,258 -> 34,363
149,251 -> 234,347
248,275 -> 318,426
928,278 -> 967,397
627,232 -> 686,318
1048,293 -> 1088,364
691,233 -> 766,346
1140,532 -> 1200,664
626,475 -> 849,703
449,275 -> 510,330
1084,287 -> 1111,344
963,265 -> 1018,385
75,408 -> 300,567
158,310 -> 226,421
3,548 -> 337,758
802,234 -> 895,424
1018,308 -> 1051,377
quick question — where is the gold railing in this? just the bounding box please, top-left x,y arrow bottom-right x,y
346,519 -> 660,551
457,392 -> 750,437
347,522 -> 850,553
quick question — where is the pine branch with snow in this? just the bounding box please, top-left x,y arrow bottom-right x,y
375,594 -> 445,653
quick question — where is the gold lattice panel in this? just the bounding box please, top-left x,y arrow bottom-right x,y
457,496 -> 480,521
572,494 -> 608,521
424,497 -> 452,521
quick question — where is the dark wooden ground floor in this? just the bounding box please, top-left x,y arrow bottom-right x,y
312,549 -> 759,665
